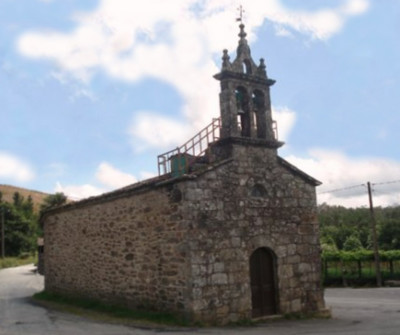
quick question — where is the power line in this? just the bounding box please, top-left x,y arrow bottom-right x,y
373,180 -> 400,186
318,179 -> 400,195
318,184 -> 365,195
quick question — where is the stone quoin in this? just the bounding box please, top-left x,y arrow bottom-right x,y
41,24 -> 326,324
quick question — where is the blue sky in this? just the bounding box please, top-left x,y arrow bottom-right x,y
1,0 -> 400,207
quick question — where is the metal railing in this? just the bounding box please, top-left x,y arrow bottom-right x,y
157,117 -> 278,176
157,118 -> 221,176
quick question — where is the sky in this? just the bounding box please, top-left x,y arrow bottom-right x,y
1,0 -> 400,207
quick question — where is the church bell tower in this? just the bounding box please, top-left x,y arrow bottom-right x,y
214,24 -> 282,149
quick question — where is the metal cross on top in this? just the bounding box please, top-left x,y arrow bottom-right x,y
236,5 -> 245,22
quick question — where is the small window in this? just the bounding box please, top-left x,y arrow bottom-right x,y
243,59 -> 252,74
251,184 -> 267,197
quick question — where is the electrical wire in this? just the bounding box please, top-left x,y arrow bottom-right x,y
318,179 -> 400,195
373,180 -> 400,186
318,184 -> 365,195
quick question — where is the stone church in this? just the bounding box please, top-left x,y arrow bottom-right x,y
42,24 -> 326,324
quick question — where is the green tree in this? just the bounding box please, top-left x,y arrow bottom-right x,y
343,235 -> 363,251
40,192 -> 67,214
319,204 -> 400,251
0,202 -> 36,257
378,219 -> 400,250
319,204 -> 372,250
321,236 -> 338,253
22,195 -> 34,217
12,192 -> 23,209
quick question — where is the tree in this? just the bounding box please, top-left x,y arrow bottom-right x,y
378,219 -> 400,250
321,236 -> 338,253
0,202 -> 37,257
319,205 -> 372,250
13,192 -> 23,208
40,192 -> 67,214
22,195 -> 34,217
343,235 -> 363,251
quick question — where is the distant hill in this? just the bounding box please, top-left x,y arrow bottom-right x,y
0,184 -> 50,213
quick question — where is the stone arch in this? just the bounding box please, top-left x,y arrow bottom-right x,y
235,86 -> 251,137
249,247 -> 278,317
252,89 -> 267,139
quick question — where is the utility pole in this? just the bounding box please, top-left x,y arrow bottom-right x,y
367,181 -> 382,287
1,206 -> 4,259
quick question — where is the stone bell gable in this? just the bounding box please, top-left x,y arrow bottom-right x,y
42,24 -> 326,325
214,23 -> 279,144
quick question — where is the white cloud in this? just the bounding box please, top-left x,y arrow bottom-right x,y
285,149 -> 400,207
0,152 -> 35,182
50,70 -> 96,102
55,182 -> 105,200
341,0 -> 370,15
272,106 -> 296,142
245,0 -> 370,40
273,25 -> 294,38
16,0 -> 370,151
140,170 -> 157,180
55,162 -> 137,199
50,71 -> 69,85
70,88 -> 97,102
95,162 -> 137,188
16,1 -> 378,208
129,112 -> 197,152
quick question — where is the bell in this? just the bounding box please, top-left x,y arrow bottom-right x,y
237,108 -> 245,115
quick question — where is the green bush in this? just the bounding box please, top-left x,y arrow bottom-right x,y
322,250 -> 400,262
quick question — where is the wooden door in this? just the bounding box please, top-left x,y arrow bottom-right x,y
250,248 -> 277,317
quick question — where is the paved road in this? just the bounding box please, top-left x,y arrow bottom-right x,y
1,264 -> 400,334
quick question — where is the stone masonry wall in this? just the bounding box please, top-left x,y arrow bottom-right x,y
178,141 -> 325,324
44,186 -> 191,316
44,139 -> 325,325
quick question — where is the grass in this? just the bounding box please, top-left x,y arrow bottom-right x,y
0,254 -> 37,269
32,291 -> 190,328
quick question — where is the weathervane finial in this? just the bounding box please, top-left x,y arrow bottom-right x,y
236,5 -> 245,23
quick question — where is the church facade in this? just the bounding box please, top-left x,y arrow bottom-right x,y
42,24 -> 326,324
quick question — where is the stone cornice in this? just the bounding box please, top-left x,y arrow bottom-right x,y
214,136 -> 284,149
213,70 -> 275,86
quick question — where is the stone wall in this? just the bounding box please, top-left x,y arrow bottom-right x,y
43,139 -> 325,325
43,186 -> 192,316
178,140 -> 325,323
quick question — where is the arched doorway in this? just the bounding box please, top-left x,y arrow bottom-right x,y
249,248 -> 277,317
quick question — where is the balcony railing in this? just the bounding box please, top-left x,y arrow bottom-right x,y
157,118 -> 221,176
157,117 -> 278,176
